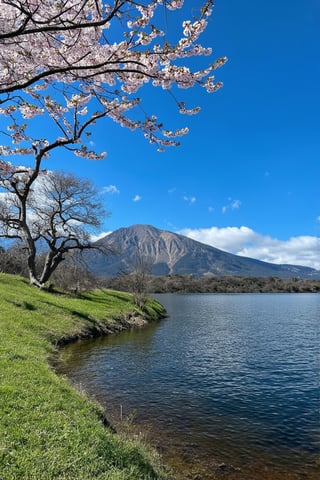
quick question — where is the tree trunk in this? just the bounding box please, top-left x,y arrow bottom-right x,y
29,273 -> 43,288
27,250 -> 44,287
39,251 -> 64,285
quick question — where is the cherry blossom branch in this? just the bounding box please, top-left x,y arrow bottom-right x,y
0,0 -> 226,155
0,0 -> 125,39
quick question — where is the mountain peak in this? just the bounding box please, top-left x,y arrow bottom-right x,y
89,224 -> 320,279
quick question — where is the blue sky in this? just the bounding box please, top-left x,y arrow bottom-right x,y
4,1 -> 320,269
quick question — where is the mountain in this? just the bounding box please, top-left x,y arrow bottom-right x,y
87,224 -> 320,279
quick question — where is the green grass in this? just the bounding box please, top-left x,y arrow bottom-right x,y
0,274 -> 168,480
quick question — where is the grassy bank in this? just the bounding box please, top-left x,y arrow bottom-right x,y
0,274 -> 168,480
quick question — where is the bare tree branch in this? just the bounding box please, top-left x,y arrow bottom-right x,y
0,163 -> 108,287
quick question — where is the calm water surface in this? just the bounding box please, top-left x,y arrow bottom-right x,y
59,294 -> 320,479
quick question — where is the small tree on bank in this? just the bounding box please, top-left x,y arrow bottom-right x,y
127,246 -> 153,307
0,168 -> 106,287
51,256 -> 98,293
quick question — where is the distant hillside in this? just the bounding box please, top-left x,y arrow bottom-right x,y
87,224 -> 320,279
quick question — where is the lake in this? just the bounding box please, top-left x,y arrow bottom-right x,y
59,293 -> 320,479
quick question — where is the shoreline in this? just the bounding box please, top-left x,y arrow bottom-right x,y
54,304 -> 169,454
56,308 -> 167,347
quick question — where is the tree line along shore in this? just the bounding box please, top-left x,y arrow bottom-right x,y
101,274 -> 320,295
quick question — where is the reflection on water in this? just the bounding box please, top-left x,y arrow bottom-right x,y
59,293 -> 320,479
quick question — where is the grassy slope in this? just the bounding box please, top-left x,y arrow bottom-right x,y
0,274 -> 168,480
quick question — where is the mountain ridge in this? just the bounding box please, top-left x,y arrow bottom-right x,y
87,224 -> 320,279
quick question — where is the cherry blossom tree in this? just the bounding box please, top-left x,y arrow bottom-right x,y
0,0 -> 226,157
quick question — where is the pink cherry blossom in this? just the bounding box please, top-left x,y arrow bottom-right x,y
0,0 -> 226,164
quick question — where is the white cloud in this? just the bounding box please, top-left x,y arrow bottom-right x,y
231,199 -> 241,210
222,198 -> 241,214
133,194 -> 142,202
101,184 -> 120,195
178,226 -> 320,270
183,195 -> 196,205
90,231 -> 111,243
